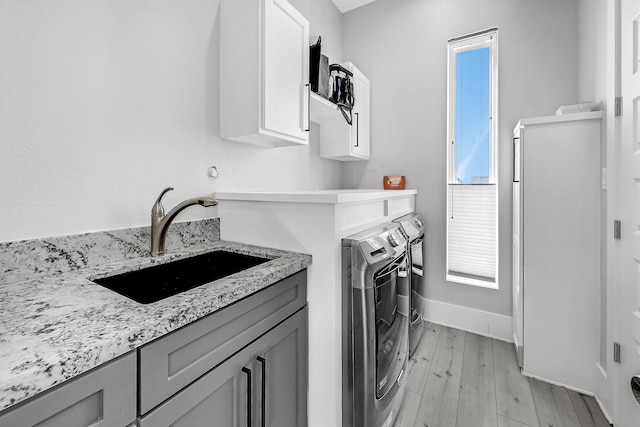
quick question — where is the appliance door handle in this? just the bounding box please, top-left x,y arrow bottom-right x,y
411,243 -> 424,276
257,356 -> 266,427
242,367 -> 252,427
374,253 -> 408,281
398,255 -> 409,278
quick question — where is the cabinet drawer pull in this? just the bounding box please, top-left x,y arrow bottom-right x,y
257,356 -> 266,427
242,367 -> 252,427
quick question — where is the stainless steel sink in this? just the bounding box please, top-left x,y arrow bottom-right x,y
93,250 -> 270,304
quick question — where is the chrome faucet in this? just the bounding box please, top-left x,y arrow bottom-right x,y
150,187 -> 218,256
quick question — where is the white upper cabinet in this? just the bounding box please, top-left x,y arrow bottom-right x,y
220,0 -> 310,147
349,63 -> 370,159
314,62 -> 370,161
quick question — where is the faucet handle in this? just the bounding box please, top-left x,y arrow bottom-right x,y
152,187 -> 174,217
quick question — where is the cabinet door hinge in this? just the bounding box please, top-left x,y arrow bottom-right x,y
615,96 -> 622,116
614,342 -> 621,363
614,220 -> 622,240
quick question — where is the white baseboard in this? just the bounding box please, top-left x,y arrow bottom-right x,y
422,297 -> 513,342
594,394 -> 614,425
596,363 -> 608,380
522,363 -> 613,425
521,370 -> 595,396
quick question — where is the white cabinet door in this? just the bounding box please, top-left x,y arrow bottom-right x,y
350,64 -> 370,159
220,0 -> 309,147
263,0 -> 309,142
316,62 -> 370,161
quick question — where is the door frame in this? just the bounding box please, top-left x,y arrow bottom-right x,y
604,0 -> 621,424
608,0 -> 640,425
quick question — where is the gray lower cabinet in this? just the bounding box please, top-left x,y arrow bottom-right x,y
137,269 -> 308,426
139,307 -> 308,427
0,352 -> 136,427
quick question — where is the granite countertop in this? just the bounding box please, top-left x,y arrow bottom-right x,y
0,220 -> 311,411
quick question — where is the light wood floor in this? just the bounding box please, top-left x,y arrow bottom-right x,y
394,322 -> 611,427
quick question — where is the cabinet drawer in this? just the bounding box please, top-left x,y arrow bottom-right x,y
138,270 -> 307,414
0,352 -> 136,427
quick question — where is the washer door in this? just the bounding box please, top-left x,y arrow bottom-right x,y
373,254 -> 409,399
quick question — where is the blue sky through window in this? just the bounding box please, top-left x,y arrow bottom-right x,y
455,47 -> 490,184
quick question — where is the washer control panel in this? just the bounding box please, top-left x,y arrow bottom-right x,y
388,230 -> 402,247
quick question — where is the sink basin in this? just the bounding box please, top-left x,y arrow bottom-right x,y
93,250 -> 270,304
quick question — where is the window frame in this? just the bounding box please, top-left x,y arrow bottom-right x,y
445,28 -> 499,289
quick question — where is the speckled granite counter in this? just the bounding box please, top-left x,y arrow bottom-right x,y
0,219 -> 311,411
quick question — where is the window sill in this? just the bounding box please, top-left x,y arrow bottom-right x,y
446,273 -> 498,290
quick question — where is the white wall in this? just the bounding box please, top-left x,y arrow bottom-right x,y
341,0 -> 580,317
0,0 -> 343,243
579,0 -> 608,106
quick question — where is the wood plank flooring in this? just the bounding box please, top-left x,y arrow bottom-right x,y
395,322 -> 610,427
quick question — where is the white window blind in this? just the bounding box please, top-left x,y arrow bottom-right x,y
447,185 -> 497,281
445,28 -> 498,288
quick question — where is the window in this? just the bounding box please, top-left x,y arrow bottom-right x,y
446,28 -> 498,288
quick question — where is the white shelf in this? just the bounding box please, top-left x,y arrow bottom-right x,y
216,189 -> 417,204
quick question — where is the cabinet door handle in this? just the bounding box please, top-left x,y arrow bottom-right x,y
513,136 -> 520,182
242,367 -> 252,427
354,112 -> 359,147
257,356 -> 266,427
305,83 -> 311,132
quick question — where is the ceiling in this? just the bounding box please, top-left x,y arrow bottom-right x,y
331,0 -> 377,13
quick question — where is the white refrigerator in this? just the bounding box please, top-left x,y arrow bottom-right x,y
512,111 -> 602,393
